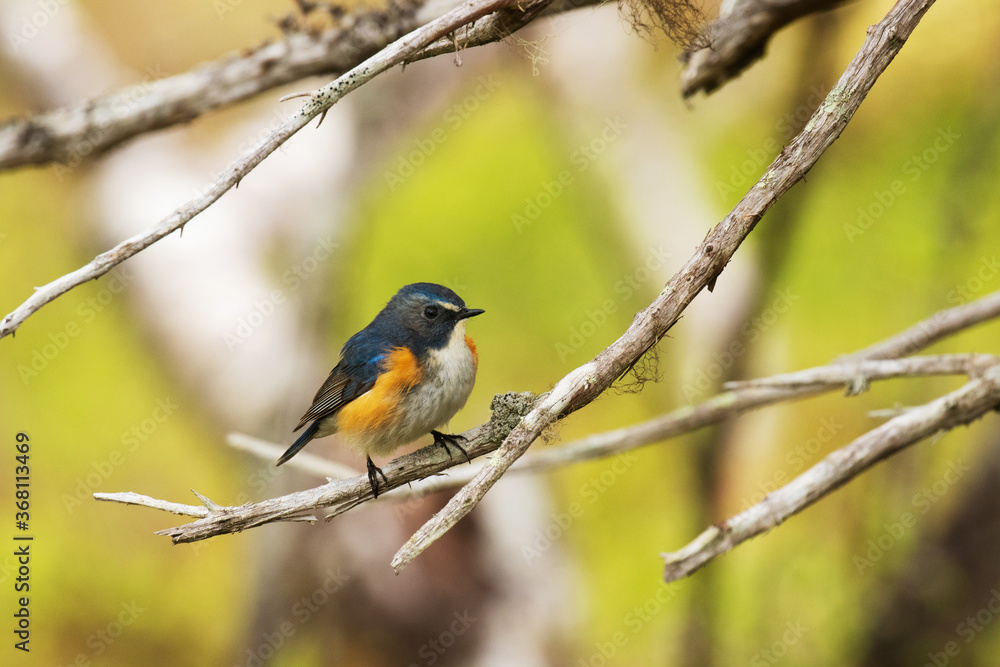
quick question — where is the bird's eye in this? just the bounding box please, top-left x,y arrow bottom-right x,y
423,305 -> 440,320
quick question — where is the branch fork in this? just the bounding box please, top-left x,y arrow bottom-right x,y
86,0 -> 949,578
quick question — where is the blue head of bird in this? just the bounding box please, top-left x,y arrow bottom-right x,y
367,282 -> 485,356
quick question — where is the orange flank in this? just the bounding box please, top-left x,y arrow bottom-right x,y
465,335 -> 478,367
336,347 -> 422,433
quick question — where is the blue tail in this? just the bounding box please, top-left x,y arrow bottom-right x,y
277,420 -> 320,466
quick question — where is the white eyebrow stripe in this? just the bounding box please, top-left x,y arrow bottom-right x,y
438,301 -> 461,312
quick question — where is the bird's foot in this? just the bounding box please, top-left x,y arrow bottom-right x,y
430,430 -> 471,464
366,456 -> 389,499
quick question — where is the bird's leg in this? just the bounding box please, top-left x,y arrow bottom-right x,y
366,456 -> 389,499
430,430 -> 472,464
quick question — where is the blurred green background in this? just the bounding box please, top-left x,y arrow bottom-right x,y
2,0 -> 1000,665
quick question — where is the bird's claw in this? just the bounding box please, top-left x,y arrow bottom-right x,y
366,456 -> 389,499
430,430 -> 471,464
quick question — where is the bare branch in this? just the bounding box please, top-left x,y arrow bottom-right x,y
96,290 -> 1000,547
413,0 -> 602,60
93,491 -> 209,519
97,432 -> 495,537
680,0 -> 852,98
524,292 -> 1000,467
0,0 -> 598,170
95,393 -> 538,542
234,354 -> 991,488
2,2 -> 430,170
227,431 -> 485,499
388,0 -> 938,574
722,354 -> 997,392
0,0 -> 607,172
0,0 -> 546,341
661,362 -> 1000,582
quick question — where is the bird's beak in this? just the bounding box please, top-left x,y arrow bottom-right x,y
457,308 -> 485,320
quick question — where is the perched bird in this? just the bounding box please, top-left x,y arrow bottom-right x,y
278,283 -> 484,498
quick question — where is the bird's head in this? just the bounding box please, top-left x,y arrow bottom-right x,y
385,283 -> 484,350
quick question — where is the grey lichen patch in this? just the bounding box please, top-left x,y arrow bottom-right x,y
488,391 -> 537,443
803,84 -> 855,134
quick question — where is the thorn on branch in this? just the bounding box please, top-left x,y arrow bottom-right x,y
452,32 -> 463,66
278,90 -> 315,103
192,490 -> 221,512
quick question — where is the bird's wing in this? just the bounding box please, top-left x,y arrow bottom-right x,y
293,349 -> 384,431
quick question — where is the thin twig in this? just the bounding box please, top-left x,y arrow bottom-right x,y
722,354 -> 997,392
662,363 -> 1000,582
0,0 -> 542,341
388,0 -> 939,574
92,492 -> 209,518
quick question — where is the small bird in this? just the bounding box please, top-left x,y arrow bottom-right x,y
277,283 -> 484,498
